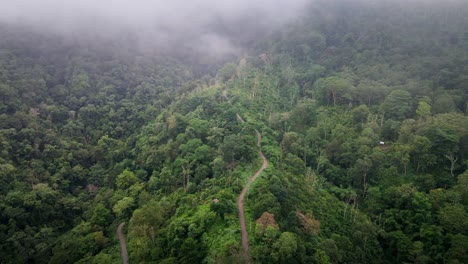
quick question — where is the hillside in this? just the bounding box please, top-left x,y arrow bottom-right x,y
0,1 -> 467,263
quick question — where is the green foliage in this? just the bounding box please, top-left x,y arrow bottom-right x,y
381,89 -> 412,120
271,232 -> 298,262
90,203 -> 112,228
416,101 -> 432,119
315,76 -> 354,106
1,1 -> 468,263
217,63 -> 238,82
116,169 -> 141,189
113,197 -> 136,217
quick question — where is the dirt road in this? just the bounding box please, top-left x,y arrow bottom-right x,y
237,129 -> 268,253
117,222 -> 129,264
223,89 -> 269,256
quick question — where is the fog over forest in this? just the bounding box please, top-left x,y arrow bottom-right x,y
0,0 -> 311,56
1,0 -> 466,56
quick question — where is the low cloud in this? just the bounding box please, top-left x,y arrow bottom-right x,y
0,0 -> 312,56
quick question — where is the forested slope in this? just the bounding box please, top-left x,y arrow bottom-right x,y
1,0 -> 468,263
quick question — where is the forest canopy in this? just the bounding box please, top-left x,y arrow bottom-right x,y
0,0 -> 467,263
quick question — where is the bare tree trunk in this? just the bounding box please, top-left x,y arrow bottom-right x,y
315,149 -> 324,172
353,199 -> 359,223
445,153 -> 458,177
362,169 -> 368,198
182,166 -> 191,192
344,195 -> 351,218
150,227 -> 155,242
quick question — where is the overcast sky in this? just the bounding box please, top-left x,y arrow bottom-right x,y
2,0 -> 466,33
0,0 -> 313,55
0,0 -> 311,34
1,0 -> 464,56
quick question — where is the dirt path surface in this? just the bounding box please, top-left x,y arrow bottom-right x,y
117,222 -> 129,264
223,89 -> 269,257
237,129 -> 268,254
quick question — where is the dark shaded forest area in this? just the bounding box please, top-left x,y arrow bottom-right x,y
0,0 -> 467,263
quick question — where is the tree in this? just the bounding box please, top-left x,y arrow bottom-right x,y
384,230 -> 412,262
416,101 -> 431,119
352,157 -> 373,194
272,232 -> 298,263
296,212 -> 320,236
90,203 -> 112,228
422,125 -> 459,174
220,134 -> 254,164
305,127 -> 327,171
116,170 -> 141,190
255,212 -> 279,233
128,202 -> 163,260
352,105 -> 370,125
438,204 -> 468,234
315,77 -> 354,106
217,63 -> 238,82
300,64 -> 326,96
433,93 -> 456,114
281,132 -> 304,158
113,197 -> 135,217
410,136 -> 436,172
354,79 -> 388,106
70,72 -> 90,97
381,90 -> 412,120
185,118 -> 209,139
210,192 -> 235,220
381,119 -> 401,141
456,171 -> 468,204
447,234 -> 468,263
312,249 -> 331,264
0,163 -> 15,194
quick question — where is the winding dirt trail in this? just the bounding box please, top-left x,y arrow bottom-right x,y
223,89 -> 269,257
238,130 -> 268,254
117,222 -> 129,264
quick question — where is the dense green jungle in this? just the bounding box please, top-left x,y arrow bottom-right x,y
0,0 -> 467,263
